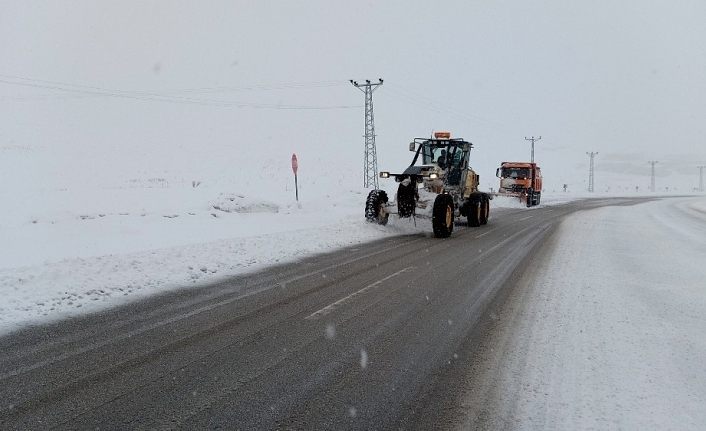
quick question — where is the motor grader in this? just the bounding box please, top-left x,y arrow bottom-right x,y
365,131 -> 491,238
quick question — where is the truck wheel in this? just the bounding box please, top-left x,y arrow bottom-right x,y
480,198 -> 490,225
467,199 -> 481,227
526,189 -> 534,207
396,181 -> 416,218
365,189 -> 389,225
432,194 -> 454,238
535,193 -> 541,205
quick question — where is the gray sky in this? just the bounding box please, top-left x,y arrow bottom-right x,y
2,1 -> 705,192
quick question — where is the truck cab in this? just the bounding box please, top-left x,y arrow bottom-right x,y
496,162 -> 542,206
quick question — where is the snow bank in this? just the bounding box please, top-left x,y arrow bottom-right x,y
211,193 -> 280,214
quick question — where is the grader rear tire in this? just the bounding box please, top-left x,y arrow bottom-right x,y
432,194 -> 454,238
468,200 -> 482,227
480,199 -> 489,225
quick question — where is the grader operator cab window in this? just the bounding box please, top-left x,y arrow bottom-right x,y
420,144 -> 443,165
451,152 -> 465,169
446,152 -> 466,185
419,142 -> 459,166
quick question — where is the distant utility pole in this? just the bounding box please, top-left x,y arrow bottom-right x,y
648,160 -> 658,192
525,136 -> 541,163
698,165 -> 706,192
586,151 -> 598,192
350,78 -> 384,189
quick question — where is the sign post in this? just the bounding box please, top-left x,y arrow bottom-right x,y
291,153 -> 299,201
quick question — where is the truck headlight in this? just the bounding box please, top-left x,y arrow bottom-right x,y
379,171 -> 390,178
429,173 -> 438,179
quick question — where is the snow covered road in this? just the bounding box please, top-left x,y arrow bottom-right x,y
430,196 -> 706,430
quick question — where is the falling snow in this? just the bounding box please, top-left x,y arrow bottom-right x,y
360,349 -> 368,369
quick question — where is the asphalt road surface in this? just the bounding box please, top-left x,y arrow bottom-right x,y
0,197 -> 654,430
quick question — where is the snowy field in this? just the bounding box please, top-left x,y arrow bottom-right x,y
473,195 -> 706,429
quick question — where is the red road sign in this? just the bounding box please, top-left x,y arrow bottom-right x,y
291,153 -> 298,175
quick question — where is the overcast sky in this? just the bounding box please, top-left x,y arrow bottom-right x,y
2,1 -> 705,192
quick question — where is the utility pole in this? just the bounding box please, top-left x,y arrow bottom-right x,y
525,136 -> 541,163
698,165 -> 705,192
648,161 -> 658,192
350,78 -> 384,189
586,151 -> 598,192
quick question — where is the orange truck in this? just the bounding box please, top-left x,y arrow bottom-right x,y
495,162 -> 543,207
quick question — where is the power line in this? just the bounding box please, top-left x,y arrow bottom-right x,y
648,160 -> 658,192
380,83 -> 509,133
525,136 -> 541,163
0,74 -> 346,94
382,87 -> 449,117
0,75 -> 357,110
385,83 -> 505,128
350,78 -> 383,189
586,151 -> 598,192
150,80 -> 347,95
